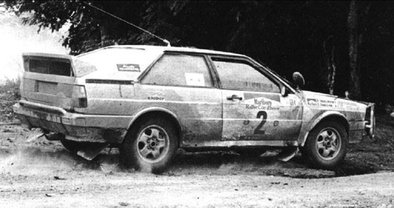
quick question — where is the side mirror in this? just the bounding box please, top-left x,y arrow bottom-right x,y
280,85 -> 288,97
292,72 -> 305,89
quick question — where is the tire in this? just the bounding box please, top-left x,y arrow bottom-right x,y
120,118 -> 178,174
303,121 -> 348,169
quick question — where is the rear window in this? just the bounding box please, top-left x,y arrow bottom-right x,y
25,57 -> 73,76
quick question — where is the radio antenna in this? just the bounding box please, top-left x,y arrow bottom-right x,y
84,2 -> 171,46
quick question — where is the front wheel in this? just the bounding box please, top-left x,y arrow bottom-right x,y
303,121 -> 348,169
120,118 -> 178,174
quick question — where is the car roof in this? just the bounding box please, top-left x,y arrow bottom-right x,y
91,45 -> 246,57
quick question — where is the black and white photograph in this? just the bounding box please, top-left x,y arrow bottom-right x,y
0,0 -> 393,207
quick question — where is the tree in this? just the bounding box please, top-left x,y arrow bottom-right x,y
347,0 -> 361,99
3,0 -> 152,54
4,0 -> 394,106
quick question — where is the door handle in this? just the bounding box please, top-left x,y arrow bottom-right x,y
227,94 -> 243,101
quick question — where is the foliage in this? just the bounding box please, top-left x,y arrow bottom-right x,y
3,0 -> 394,106
0,78 -> 20,122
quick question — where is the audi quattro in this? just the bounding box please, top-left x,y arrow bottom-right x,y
13,45 -> 375,173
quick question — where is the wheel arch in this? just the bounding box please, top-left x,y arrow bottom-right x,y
300,111 -> 349,147
122,107 -> 182,144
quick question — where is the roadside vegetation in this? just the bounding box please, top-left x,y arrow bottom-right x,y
5,1 -> 394,108
0,78 -> 19,123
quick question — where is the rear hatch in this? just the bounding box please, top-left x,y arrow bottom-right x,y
21,53 -> 90,110
21,46 -> 163,112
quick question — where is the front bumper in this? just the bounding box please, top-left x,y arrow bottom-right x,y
365,103 -> 375,138
13,100 -> 131,143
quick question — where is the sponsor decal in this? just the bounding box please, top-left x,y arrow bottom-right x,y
245,97 -> 280,110
307,98 -> 319,106
320,99 -> 334,107
336,100 -> 359,110
184,73 -> 206,86
244,93 -> 280,102
289,99 -> 297,106
117,64 -> 140,72
307,98 -> 335,107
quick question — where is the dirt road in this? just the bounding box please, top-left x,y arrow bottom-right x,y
0,164 -> 393,208
0,148 -> 393,208
0,124 -> 393,208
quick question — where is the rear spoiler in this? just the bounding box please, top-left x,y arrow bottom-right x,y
22,52 -> 73,60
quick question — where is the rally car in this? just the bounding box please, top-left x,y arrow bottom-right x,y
13,45 -> 375,173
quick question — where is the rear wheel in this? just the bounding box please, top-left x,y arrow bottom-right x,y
120,118 -> 178,174
303,121 -> 348,169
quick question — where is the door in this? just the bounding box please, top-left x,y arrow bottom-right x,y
211,57 -> 303,141
140,53 -> 222,147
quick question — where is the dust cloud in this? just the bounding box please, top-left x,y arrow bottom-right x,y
0,148 -> 77,176
0,147 -> 123,177
0,6 -> 68,83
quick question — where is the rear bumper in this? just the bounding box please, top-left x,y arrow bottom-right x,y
13,100 -> 131,143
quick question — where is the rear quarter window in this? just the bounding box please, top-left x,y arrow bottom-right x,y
142,54 -> 213,87
75,48 -> 162,79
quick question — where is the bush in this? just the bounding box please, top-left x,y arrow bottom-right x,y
0,78 -> 20,122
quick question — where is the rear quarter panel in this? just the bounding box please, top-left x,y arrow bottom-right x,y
76,81 -> 223,146
133,84 -> 222,147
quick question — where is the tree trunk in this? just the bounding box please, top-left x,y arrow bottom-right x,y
100,22 -> 109,47
348,0 -> 361,99
323,36 -> 336,95
226,20 -> 247,52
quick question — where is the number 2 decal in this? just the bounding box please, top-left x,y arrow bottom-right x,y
254,111 -> 267,134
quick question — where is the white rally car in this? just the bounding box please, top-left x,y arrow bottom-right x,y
13,45 -> 375,173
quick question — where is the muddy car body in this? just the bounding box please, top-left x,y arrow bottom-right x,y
13,45 -> 375,172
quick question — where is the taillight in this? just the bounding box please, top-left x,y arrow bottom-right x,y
72,85 -> 87,108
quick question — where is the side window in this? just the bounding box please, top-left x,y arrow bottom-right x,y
142,54 -> 213,87
213,59 -> 280,93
